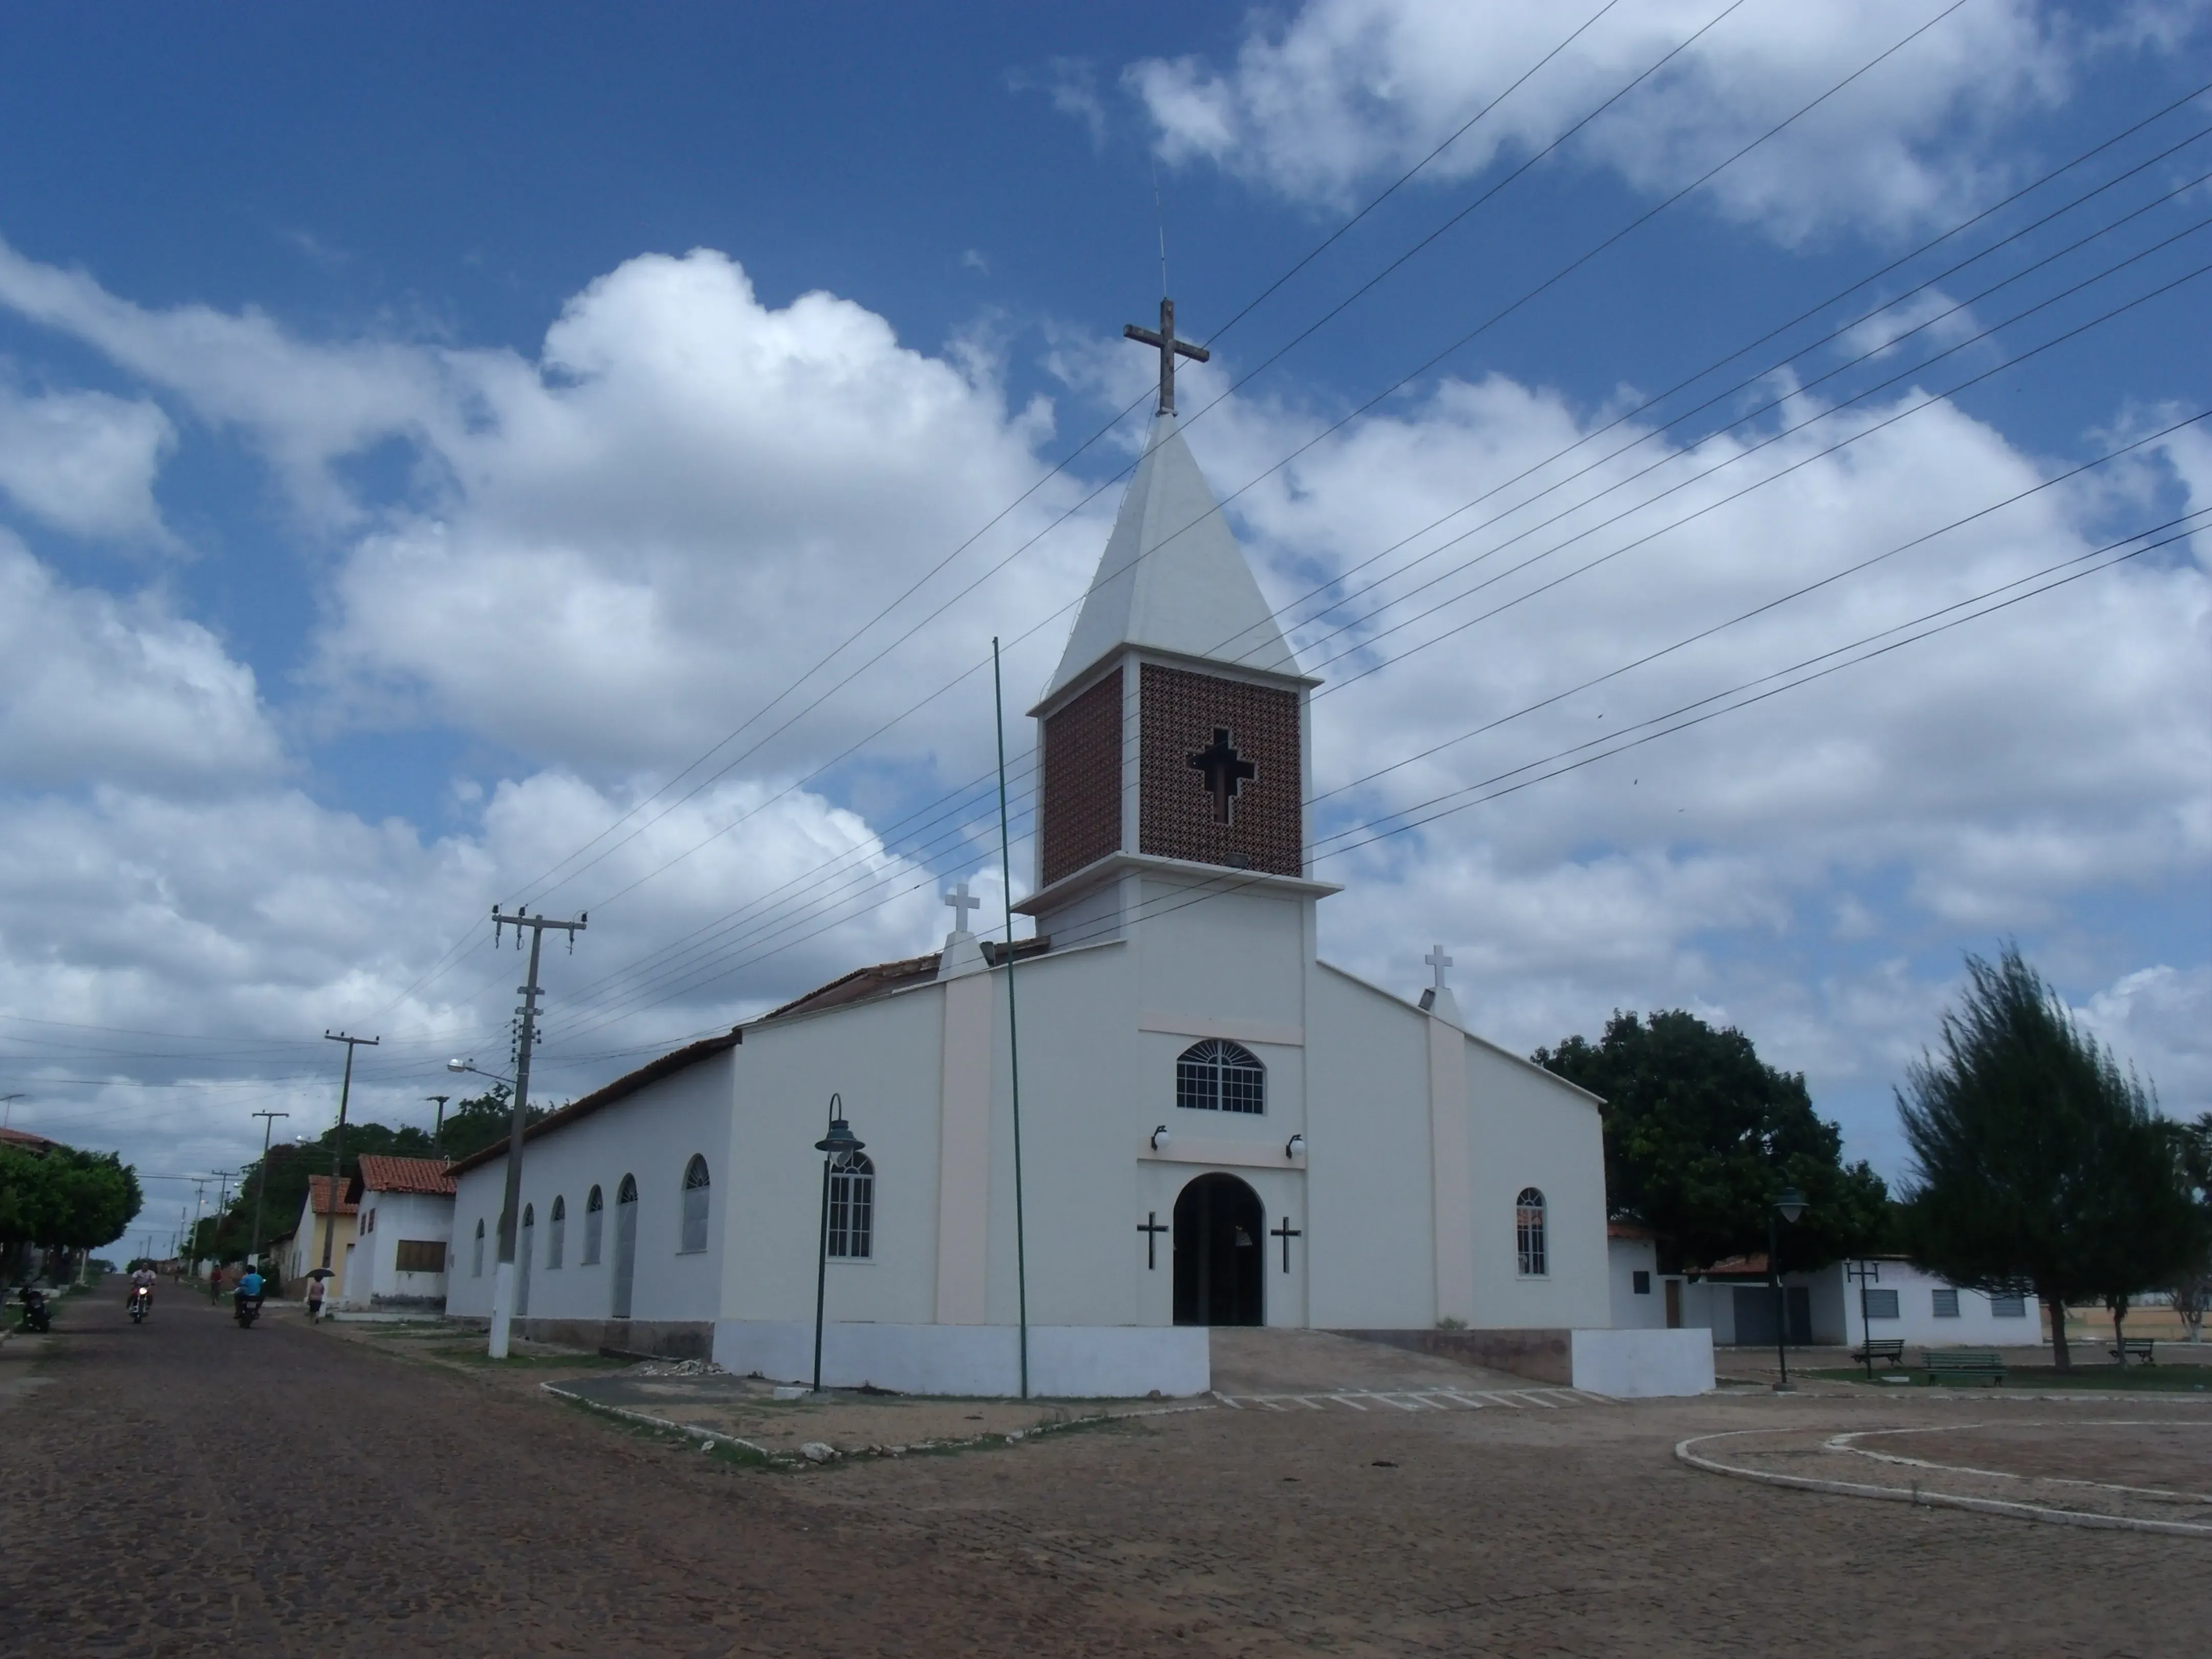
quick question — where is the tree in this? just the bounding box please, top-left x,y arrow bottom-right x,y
1896,946 -> 2203,1370
0,1141 -> 141,1280
1534,1009 -> 1890,1272
2159,1113 -> 2212,1343
436,1086 -> 546,1163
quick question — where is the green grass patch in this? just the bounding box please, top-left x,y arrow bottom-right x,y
1809,1364 -> 2212,1392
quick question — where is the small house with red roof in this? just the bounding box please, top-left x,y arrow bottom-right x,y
282,1174 -> 358,1302
345,1156 -> 458,1310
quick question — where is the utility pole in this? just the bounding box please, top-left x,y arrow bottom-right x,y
484,905 -> 585,1359
209,1169 -> 235,1295
185,1177 -> 208,1279
426,1095 -> 451,1155
319,1032 -> 379,1302
247,1110 -> 290,1270
1,1093 -> 23,1131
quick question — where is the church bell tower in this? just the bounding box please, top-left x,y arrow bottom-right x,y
1020,300 -> 1339,945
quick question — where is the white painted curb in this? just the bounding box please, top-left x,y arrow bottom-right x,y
1675,1429 -> 2212,1539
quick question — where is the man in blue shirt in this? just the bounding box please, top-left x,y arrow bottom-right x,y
235,1266 -> 264,1321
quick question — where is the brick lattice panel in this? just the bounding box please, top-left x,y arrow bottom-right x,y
1039,667 -> 1124,887
1139,664 -> 1302,875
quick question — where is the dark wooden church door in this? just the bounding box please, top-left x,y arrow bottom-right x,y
1173,1173 -> 1264,1326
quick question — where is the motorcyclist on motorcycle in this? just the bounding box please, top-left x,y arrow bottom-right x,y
128,1264 -> 156,1316
17,1283 -> 49,1333
233,1265 -> 265,1325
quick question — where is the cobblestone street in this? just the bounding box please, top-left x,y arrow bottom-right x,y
3,1290 -> 2206,1657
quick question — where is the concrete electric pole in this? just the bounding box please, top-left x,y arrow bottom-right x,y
247,1109 -> 290,1270
482,905 -> 585,1360
318,1032 -> 379,1300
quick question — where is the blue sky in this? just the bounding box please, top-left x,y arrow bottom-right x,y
2,1 -> 2209,1240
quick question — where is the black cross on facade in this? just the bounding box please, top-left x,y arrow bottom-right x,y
1270,1216 -> 1302,1274
1138,1210 -> 1169,1270
1124,297 -> 1210,416
1188,727 -> 1257,824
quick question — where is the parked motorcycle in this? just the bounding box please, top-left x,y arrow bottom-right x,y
17,1287 -> 50,1334
128,1284 -> 152,1324
233,1292 -> 263,1328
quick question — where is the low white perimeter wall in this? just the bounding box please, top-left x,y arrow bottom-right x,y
714,1320 -> 1209,1398
1570,1328 -> 1714,1398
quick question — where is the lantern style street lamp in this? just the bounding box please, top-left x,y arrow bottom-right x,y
1770,1185 -> 1807,1392
811,1097 -> 864,1395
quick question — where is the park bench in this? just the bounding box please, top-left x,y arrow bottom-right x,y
1925,1350 -> 2006,1385
2110,1336 -> 2156,1366
1850,1338 -> 1907,1368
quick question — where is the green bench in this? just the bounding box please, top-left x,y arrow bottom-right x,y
2110,1336 -> 2155,1366
1925,1350 -> 2006,1385
1851,1338 -> 1907,1368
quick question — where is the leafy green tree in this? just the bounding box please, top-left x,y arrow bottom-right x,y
1534,1009 -> 1889,1271
2169,1114 -> 2212,1342
1896,947 -> 2203,1369
0,1141 -> 141,1280
436,1086 -> 547,1163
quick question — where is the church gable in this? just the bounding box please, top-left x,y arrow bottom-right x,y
1138,664 -> 1300,876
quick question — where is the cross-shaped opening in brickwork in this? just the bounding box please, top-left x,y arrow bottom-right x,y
1187,727 -> 1257,824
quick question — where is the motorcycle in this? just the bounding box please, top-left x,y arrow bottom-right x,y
128,1284 -> 152,1324
233,1291 -> 263,1328
18,1287 -> 50,1334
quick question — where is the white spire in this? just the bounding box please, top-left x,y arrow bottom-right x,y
1043,412 -> 1302,701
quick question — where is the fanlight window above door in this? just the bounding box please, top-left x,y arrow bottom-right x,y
1176,1039 -> 1265,1115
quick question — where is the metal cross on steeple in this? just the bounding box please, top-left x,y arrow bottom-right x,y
944,879 -> 982,934
1123,297 -> 1210,416
1425,944 -> 1454,993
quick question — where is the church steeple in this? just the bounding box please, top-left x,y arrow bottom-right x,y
1043,411 -> 1302,701
1022,301 -> 1337,928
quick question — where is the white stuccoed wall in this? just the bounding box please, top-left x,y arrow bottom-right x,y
446,1050 -> 736,1327
1570,1329 -> 1714,1397
350,1189 -> 453,1305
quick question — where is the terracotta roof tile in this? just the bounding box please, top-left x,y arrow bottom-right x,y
354,1155 -> 456,1197
304,1174 -> 357,1217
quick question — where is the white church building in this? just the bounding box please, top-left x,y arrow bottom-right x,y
449,330 -> 1698,1397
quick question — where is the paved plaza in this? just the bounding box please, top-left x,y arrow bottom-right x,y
1,1290 -> 2206,1657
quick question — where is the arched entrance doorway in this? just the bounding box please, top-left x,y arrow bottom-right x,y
1173,1173 -> 1264,1326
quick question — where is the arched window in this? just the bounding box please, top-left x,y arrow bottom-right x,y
618,1173 -> 637,1204
1176,1039 -> 1265,1115
679,1156 -> 711,1254
547,1195 -> 567,1270
472,1217 -> 485,1278
827,1152 -> 874,1260
582,1184 -> 604,1265
1515,1188 -> 1547,1278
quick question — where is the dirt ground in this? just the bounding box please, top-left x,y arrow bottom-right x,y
4,1291 -> 2210,1657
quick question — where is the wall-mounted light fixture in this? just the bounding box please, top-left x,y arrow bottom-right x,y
1150,1124 -> 1170,1152
1285,1133 -> 1306,1160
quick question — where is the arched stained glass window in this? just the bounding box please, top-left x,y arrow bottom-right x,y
679,1155 -> 711,1254
1176,1039 -> 1265,1115
827,1152 -> 874,1260
582,1184 -> 604,1265
618,1173 -> 638,1204
1515,1188 -> 1547,1278
472,1217 -> 485,1278
547,1194 -> 567,1270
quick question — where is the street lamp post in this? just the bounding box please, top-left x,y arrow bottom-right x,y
1770,1185 -> 1807,1393
811,1097 -> 863,1395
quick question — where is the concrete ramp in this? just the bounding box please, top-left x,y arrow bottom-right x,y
1209,1328 -> 1535,1395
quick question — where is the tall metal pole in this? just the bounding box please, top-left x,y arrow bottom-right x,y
485,906 -> 585,1359
320,1034 -> 378,1301
247,1109 -> 289,1269
812,1096 -> 836,1394
993,638 -> 1030,1400
1769,1208 -> 1790,1392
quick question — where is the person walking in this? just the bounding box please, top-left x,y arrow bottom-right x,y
305,1274 -> 325,1321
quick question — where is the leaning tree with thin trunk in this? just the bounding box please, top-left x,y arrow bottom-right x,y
1896,946 -> 2202,1370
